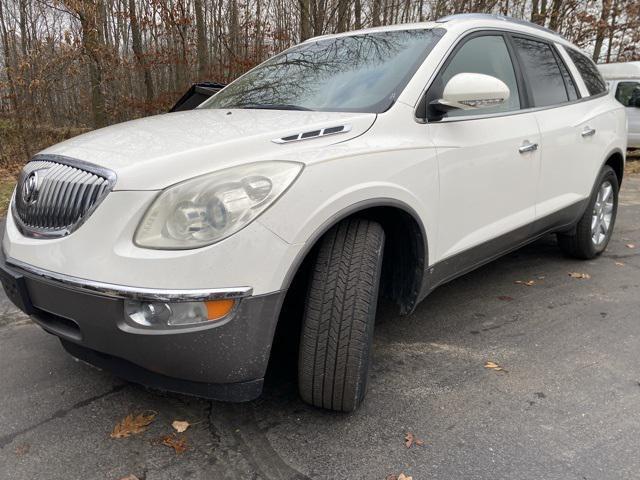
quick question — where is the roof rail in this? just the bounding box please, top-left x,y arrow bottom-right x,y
435,13 -> 564,39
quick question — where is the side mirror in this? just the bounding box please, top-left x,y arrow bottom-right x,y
431,73 -> 510,113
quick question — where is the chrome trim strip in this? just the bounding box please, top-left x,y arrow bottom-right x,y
272,124 -> 352,144
6,257 -> 253,302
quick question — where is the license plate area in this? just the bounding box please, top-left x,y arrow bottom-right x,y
0,264 -> 34,314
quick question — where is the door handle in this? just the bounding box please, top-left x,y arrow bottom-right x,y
518,141 -> 538,154
581,127 -> 596,137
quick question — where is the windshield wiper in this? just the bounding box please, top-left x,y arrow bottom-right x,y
238,103 -> 313,111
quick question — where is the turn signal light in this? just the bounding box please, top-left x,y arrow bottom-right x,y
205,299 -> 235,321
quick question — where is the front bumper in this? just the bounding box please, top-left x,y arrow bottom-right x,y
0,251 -> 286,401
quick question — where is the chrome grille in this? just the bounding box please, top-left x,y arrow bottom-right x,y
12,155 -> 117,238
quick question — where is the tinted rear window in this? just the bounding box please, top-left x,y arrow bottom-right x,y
512,37 -> 568,107
566,48 -> 607,96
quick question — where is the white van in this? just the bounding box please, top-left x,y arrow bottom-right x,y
599,61 -> 640,148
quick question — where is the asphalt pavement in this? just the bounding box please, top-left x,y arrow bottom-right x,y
1,174 -> 639,480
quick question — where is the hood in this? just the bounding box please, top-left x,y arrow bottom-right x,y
40,109 -> 376,190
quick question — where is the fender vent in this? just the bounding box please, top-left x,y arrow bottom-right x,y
272,124 -> 352,144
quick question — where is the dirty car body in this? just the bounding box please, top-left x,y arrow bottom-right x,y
1,14 -> 626,411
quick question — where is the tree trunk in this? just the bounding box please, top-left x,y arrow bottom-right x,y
593,0 -> 612,62
0,0 -> 30,159
77,1 -> 108,128
606,0 -> 619,63
372,0 -> 382,26
354,0 -> 362,29
548,0 -> 563,31
299,0 -> 312,41
128,0 -> 155,104
336,0 -> 348,32
194,0 -> 208,80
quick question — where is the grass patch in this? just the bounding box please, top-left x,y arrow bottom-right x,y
0,177 -> 16,216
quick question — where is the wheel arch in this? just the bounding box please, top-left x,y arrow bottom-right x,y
279,198 -> 429,316
603,148 -> 625,187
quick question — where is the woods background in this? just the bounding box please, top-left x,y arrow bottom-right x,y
0,0 -> 639,174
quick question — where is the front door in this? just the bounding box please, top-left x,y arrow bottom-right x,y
425,33 -> 540,264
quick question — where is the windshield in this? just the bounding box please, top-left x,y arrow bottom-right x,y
201,28 -> 443,113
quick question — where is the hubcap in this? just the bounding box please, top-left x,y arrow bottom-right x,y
591,180 -> 614,246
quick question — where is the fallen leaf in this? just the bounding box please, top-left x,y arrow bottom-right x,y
14,443 -> 30,456
568,272 -> 591,279
386,474 -> 412,480
162,433 -> 187,454
118,476 -> 140,480
171,420 -> 190,433
514,280 -> 535,286
497,295 -> 513,301
404,432 -> 425,448
111,412 -> 157,438
615,261 -> 625,266
626,244 -> 636,249
484,360 -> 507,372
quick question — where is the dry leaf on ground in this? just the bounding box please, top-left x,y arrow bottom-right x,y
626,244 -> 636,249
514,280 -> 535,286
171,420 -> 190,433
386,474 -> 412,480
404,432 -> 425,448
484,360 -> 507,372
615,261 -> 625,266
568,272 -> 591,279
14,443 -> 30,456
118,476 -> 140,480
497,295 -> 513,301
162,433 -> 187,454
111,412 -> 157,438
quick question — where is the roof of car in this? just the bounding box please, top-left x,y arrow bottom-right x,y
598,61 -> 640,80
303,13 -> 572,48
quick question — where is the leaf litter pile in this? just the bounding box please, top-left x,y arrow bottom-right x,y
111,412 -> 192,456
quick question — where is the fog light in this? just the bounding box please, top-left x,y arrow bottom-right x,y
124,299 -> 236,329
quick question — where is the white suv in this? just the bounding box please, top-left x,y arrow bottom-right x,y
0,14 -> 626,412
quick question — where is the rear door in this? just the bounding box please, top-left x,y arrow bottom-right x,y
425,33 -> 541,263
511,36 -> 610,222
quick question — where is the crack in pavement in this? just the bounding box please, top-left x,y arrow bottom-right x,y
0,383 -> 128,449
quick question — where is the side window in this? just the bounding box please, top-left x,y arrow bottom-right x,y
556,53 -> 579,101
615,81 -> 640,107
566,48 -> 607,96
434,35 -> 520,118
512,37 -> 568,107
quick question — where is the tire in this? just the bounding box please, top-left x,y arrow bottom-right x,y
298,218 -> 385,412
557,165 -> 619,259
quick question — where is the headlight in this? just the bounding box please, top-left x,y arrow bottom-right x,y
135,161 -> 303,249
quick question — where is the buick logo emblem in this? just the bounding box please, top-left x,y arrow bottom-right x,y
22,171 -> 40,205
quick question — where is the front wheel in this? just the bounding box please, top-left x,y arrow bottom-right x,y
298,218 -> 385,412
557,165 -> 619,259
